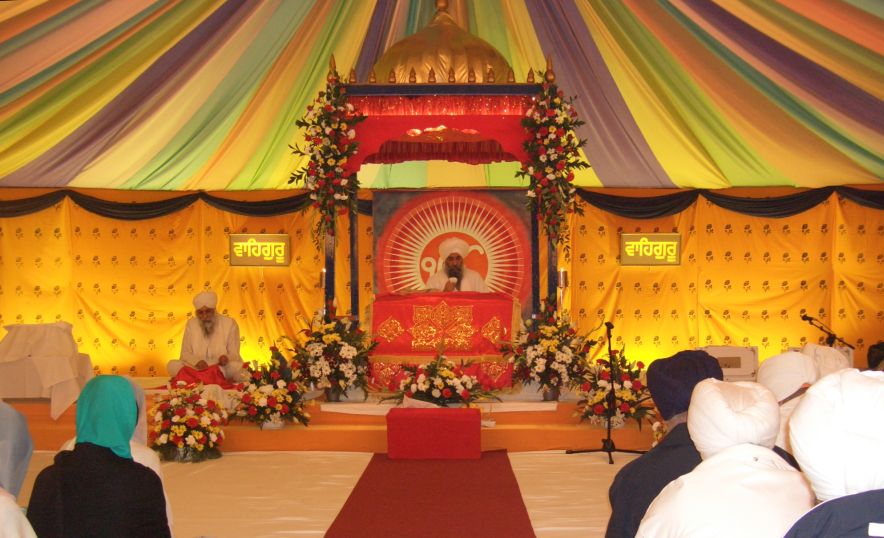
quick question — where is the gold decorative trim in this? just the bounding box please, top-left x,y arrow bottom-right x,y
377,316 -> 404,342
481,316 -> 503,345
409,301 -> 476,351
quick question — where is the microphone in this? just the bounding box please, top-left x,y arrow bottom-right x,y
801,314 -> 814,322
604,321 -> 614,330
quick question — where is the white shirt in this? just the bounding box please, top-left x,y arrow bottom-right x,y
425,267 -> 489,292
179,314 -> 241,367
0,487 -> 36,538
637,443 -> 815,538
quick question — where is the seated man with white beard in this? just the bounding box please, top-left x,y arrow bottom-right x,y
166,291 -> 244,385
425,237 -> 489,293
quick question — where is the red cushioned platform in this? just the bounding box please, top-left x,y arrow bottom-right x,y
386,407 -> 481,460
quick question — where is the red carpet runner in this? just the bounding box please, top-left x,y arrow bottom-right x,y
325,450 -> 536,538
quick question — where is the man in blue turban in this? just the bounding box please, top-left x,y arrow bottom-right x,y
605,350 -> 723,538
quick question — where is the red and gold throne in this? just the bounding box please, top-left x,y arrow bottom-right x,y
369,291 -> 519,390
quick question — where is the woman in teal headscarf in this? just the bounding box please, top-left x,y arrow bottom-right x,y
27,376 -> 170,537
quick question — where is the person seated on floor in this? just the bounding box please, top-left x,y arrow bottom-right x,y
0,400 -> 37,538
425,237 -> 489,292
636,379 -> 815,538
58,379 -> 173,533
605,350 -> 723,538
27,376 -> 170,538
867,341 -> 884,371
801,342 -> 851,378
755,350 -> 819,469
783,369 -> 884,537
167,290 -> 245,385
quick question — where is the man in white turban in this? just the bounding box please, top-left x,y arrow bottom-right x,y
166,291 -> 244,383
784,369 -> 884,537
425,236 -> 488,292
636,379 -> 815,538
756,350 -> 819,465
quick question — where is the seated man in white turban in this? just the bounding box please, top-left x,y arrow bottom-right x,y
166,291 -> 244,385
606,350 -> 723,538
425,237 -> 489,292
756,350 -> 819,468
784,369 -> 884,537
636,379 -> 815,538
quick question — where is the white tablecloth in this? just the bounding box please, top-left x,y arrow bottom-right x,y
0,323 -> 93,419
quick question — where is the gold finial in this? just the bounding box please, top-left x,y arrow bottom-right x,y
468,68 -> 476,83
507,68 -> 515,83
526,69 -> 535,83
448,67 -> 455,83
485,67 -> 495,83
369,69 -> 377,83
328,55 -> 338,83
348,68 -> 357,83
436,0 -> 448,12
544,56 -> 555,82
427,67 -> 436,83
408,67 -> 417,83
388,69 -> 396,83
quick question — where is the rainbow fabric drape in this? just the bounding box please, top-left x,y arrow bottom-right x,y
0,0 -> 881,190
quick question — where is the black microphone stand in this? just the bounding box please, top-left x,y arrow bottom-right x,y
801,315 -> 854,350
567,321 -> 646,463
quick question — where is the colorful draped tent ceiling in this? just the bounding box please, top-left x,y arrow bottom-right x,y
0,0 -> 882,191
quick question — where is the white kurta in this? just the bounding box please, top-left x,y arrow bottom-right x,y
425,267 -> 488,292
0,487 -> 36,538
636,443 -> 815,538
168,314 -> 242,379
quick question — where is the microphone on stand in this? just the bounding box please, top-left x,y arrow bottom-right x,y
800,313 -> 814,322
604,321 -> 614,330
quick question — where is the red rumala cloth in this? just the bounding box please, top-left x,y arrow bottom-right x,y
386,407 -> 481,460
167,364 -> 235,389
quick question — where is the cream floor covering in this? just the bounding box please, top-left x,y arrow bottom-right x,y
18,449 -> 637,538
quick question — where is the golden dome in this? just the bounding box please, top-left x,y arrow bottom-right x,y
372,2 -> 514,84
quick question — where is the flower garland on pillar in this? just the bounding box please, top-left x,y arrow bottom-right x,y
290,58 -> 366,246
516,68 -> 589,246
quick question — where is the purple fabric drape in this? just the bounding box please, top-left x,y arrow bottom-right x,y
684,0 -> 884,134
354,0 -> 397,83
0,0 -> 254,187
524,0 -> 674,187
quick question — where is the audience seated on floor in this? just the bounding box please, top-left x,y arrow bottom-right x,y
756,350 -> 819,467
605,350 -> 723,538
636,379 -> 815,538
0,400 -> 37,538
784,369 -> 884,537
59,378 -> 173,532
27,376 -> 171,538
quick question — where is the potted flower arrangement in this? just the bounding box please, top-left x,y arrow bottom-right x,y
516,73 -> 589,246
576,350 -> 654,428
504,300 -> 595,400
148,382 -> 228,462
293,307 -> 376,402
290,60 -> 366,244
383,351 -> 500,407
235,347 -> 310,429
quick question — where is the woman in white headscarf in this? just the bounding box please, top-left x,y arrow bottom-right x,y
0,400 -> 37,537
636,379 -> 815,537
784,369 -> 884,537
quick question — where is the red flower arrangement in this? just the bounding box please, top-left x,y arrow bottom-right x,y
516,76 -> 589,246
290,66 -> 366,245
576,350 -> 654,428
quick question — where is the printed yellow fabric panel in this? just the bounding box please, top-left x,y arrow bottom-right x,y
0,198 -> 323,375
569,194 -> 882,367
